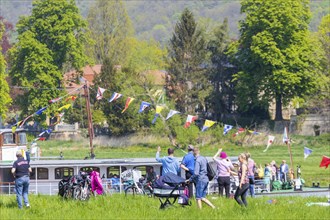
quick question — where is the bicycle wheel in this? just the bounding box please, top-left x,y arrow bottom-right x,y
125,186 -> 136,196
73,186 -> 81,200
81,187 -> 90,201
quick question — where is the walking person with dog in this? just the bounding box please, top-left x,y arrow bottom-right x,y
188,147 -> 216,209
11,151 -> 32,209
212,148 -> 234,198
180,145 -> 195,198
234,153 -> 250,207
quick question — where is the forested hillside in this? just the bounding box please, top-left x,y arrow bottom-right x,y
0,0 -> 328,44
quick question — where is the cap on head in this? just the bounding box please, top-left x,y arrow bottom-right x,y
168,148 -> 174,155
187,145 -> 194,151
220,152 -> 228,159
16,150 -> 23,157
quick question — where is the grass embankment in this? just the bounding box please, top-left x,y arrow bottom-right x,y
37,134 -> 330,186
1,194 -> 329,220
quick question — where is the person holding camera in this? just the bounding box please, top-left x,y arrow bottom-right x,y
11,150 -> 32,209
212,148 -> 234,198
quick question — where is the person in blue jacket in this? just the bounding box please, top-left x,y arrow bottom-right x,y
156,146 -> 180,176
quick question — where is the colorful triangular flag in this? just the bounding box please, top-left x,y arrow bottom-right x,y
109,92 -> 122,103
35,107 -> 47,115
152,106 -> 165,124
165,110 -> 180,120
184,115 -> 198,128
263,135 -> 275,152
202,120 -> 216,132
319,155 -> 330,168
233,127 -> 245,137
122,97 -> 135,113
138,101 -> 151,113
65,96 -> 77,102
96,87 -> 106,100
223,124 -> 233,135
57,104 -> 71,111
304,147 -> 313,160
49,97 -> 62,103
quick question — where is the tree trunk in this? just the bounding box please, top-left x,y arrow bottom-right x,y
275,93 -> 283,121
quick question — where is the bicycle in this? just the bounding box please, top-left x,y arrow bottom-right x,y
122,169 -> 152,197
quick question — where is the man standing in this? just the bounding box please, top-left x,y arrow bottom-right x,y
156,146 -> 180,176
12,150 -> 32,209
180,145 -> 195,198
189,147 -> 215,209
280,160 -> 289,182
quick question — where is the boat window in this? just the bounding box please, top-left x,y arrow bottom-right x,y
107,166 -> 127,178
30,168 -> 49,180
18,132 -> 27,145
55,167 -> 74,179
133,166 -> 155,177
3,133 -> 14,144
80,167 -> 100,173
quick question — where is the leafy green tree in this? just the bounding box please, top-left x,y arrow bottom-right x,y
207,18 -> 236,120
166,8 -> 210,114
9,0 -> 89,115
86,0 -> 133,65
0,22 -> 11,119
233,0 -> 321,120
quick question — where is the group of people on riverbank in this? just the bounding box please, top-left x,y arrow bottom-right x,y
155,145 -> 252,209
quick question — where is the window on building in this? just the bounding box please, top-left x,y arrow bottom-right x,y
107,166 -> 126,178
133,166 -> 154,177
55,167 -> 74,179
3,133 -> 14,144
80,167 -> 100,173
30,168 -> 49,180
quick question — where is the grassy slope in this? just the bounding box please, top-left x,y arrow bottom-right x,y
1,194 -> 329,220
36,134 -> 330,186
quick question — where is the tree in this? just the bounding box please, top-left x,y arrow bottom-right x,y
207,18 -> 236,120
0,22 -> 11,119
166,8 -> 210,114
0,16 -> 14,55
233,0 -> 321,120
9,0 -> 89,115
86,0 -> 133,65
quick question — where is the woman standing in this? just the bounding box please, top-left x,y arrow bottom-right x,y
212,149 -> 234,198
234,153 -> 250,207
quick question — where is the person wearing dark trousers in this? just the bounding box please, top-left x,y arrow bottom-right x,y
234,153 -> 250,207
180,145 -> 195,198
12,150 -> 32,209
212,148 -> 234,198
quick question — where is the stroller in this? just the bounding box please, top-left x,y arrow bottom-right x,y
152,173 -> 191,209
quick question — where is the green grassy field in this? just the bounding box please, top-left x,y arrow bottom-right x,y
1,194 -> 329,220
36,134 -> 330,186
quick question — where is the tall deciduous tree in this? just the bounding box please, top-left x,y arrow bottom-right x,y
166,8 -> 210,114
232,0 -> 321,120
9,0 -> 88,115
208,18 -> 236,120
86,0 -> 133,65
0,22 -> 11,119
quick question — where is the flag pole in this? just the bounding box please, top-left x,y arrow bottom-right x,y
84,81 -> 94,158
286,126 -> 294,177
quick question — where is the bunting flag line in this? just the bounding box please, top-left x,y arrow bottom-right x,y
304,147 -> 313,160
152,106 -> 165,124
283,127 -> 289,144
202,120 -> 216,132
35,107 -> 47,115
65,96 -> 77,102
57,104 -> 71,111
96,87 -> 106,100
18,114 -> 34,128
138,101 -> 151,113
109,92 -> 122,103
184,115 -> 198,128
319,155 -> 330,169
263,135 -> 275,152
248,130 -> 262,135
223,124 -> 233,135
50,112 -> 65,126
49,97 -> 62,103
34,129 -> 52,141
121,97 -> 135,113
165,110 -> 180,120
233,127 -> 245,137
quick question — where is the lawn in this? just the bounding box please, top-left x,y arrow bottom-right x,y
36,134 -> 330,186
0,194 -> 329,220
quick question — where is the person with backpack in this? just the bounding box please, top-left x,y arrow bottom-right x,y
212,148 -> 234,198
188,147 -> 216,209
